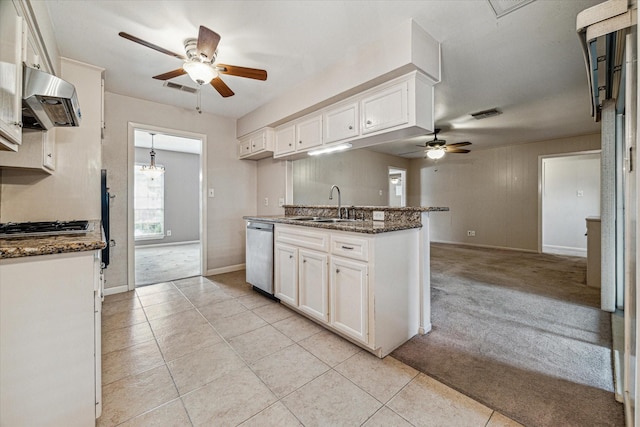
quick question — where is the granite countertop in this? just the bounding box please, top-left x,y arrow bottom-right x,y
282,205 -> 450,212
244,215 -> 422,234
0,220 -> 106,260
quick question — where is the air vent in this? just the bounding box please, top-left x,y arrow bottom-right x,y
487,0 -> 536,18
163,81 -> 198,94
470,108 -> 502,120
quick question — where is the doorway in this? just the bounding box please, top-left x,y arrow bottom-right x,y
127,123 -> 207,289
388,167 -> 406,207
540,152 -> 601,257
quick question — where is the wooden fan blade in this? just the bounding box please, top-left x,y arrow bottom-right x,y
152,68 -> 187,80
211,77 -> 234,97
446,148 -> 471,153
447,141 -> 471,148
217,64 -> 267,81
197,26 -> 221,60
119,32 -> 186,60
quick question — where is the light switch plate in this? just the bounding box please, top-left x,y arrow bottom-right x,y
373,211 -> 385,221
208,189 -> 215,198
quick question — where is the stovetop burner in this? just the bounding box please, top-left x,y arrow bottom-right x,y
0,220 -> 92,238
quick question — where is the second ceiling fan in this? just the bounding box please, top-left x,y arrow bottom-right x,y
403,129 -> 472,159
119,25 -> 267,98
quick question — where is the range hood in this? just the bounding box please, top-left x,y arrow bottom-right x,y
577,0 -> 636,122
22,67 -> 82,130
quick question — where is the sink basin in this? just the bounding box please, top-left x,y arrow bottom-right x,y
313,218 -> 357,223
287,216 -> 322,221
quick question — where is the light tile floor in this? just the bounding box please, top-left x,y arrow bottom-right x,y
100,271 -> 524,427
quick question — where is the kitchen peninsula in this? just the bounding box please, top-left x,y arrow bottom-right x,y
0,221 -> 106,426
244,205 -> 448,357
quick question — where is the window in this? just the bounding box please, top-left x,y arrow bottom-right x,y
134,164 -> 164,240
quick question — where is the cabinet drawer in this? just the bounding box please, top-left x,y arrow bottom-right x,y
331,233 -> 369,262
275,225 -> 329,252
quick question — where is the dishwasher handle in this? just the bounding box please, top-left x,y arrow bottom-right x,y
247,221 -> 274,231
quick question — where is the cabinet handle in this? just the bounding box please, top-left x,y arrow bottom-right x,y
289,255 -> 293,259
336,268 -> 340,273
366,120 -> 372,125
13,121 -> 23,128
252,144 -> 255,148
303,259 -> 307,263
47,153 -> 52,158
298,141 -> 303,144
288,143 -> 292,147
33,63 -> 41,69
341,245 -> 354,250
348,125 -> 353,130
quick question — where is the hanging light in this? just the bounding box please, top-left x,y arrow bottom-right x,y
183,60 -> 218,85
140,133 -> 165,179
426,148 -> 446,160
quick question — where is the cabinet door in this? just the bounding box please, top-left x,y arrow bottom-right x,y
296,115 -> 323,151
250,133 -> 266,153
42,129 -> 55,171
275,243 -> 298,306
239,138 -> 252,158
330,256 -> 368,344
324,102 -> 358,144
298,249 -> 329,322
0,3 -> 23,147
275,125 -> 296,156
361,81 -> 408,135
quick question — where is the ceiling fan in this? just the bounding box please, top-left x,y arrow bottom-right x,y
118,26 -> 267,98
412,129 -> 472,159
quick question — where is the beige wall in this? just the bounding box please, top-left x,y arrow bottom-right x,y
102,92 -> 256,291
409,133 -> 601,251
256,157 -> 288,216
0,59 -> 103,221
293,149 -> 411,206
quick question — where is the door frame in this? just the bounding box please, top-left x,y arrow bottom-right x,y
388,166 -> 407,207
127,122 -> 207,290
537,149 -> 601,255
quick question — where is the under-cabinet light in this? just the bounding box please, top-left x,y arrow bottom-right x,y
308,143 -> 352,156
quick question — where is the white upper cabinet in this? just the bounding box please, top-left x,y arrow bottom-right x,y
0,2 -> 23,150
275,124 -> 296,156
238,128 -> 274,160
324,102 -> 359,144
361,81 -> 408,135
295,114 -> 323,151
0,128 -> 55,173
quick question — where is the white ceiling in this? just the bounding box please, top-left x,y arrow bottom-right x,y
44,0 -> 604,157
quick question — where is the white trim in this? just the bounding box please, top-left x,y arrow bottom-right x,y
206,263 -> 245,276
103,285 -> 129,296
542,245 -> 587,258
127,122 -> 207,291
135,240 -> 200,249
431,239 -> 539,254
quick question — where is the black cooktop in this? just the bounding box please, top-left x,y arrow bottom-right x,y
0,220 -> 92,238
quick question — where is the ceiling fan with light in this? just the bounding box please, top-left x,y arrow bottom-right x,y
118,26 -> 267,98
409,129 -> 472,159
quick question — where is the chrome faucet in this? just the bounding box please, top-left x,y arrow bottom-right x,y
329,185 -> 342,219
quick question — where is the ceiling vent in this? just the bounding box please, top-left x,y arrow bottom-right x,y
163,81 -> 198,94
487,0 -> 536,18
470,108 -> 502,120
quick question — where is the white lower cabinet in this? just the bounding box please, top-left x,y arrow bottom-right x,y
0,251 -> 102,426
330,256 -> 368,343
299,249 -> 329,323
275,243 -> 298,306
274,224 -> 420,357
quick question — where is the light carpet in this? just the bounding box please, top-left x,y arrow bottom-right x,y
392,243 -> 624,427
135,242 -> 201,286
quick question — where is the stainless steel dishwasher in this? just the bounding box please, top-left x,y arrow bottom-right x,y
245,221 -> 275,297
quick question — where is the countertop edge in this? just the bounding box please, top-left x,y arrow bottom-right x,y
243,216 -> 422,234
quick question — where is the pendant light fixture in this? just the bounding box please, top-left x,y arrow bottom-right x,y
140,132 -> 165,179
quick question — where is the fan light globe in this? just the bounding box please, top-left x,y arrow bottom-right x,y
426,148 -> 446,160
184,61 -> 218,85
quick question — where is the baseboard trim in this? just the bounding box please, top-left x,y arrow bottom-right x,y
542,244 -> 587,257
103,285 -> 129,296
431,240 -> 538,254
419,323 -> 432,335
206,263 -> 245,276
135,240 -> 200,249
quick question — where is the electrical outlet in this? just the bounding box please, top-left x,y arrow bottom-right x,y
577,190 -> 584,197
208,188 -> 215,198
264,197 -> 269,206
467,230 -> 476,237
278,197 -> 285,207
166,230 -> 172,236
373,211 -> 385,221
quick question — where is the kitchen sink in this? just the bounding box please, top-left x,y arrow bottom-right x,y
287,216 -> 357,223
